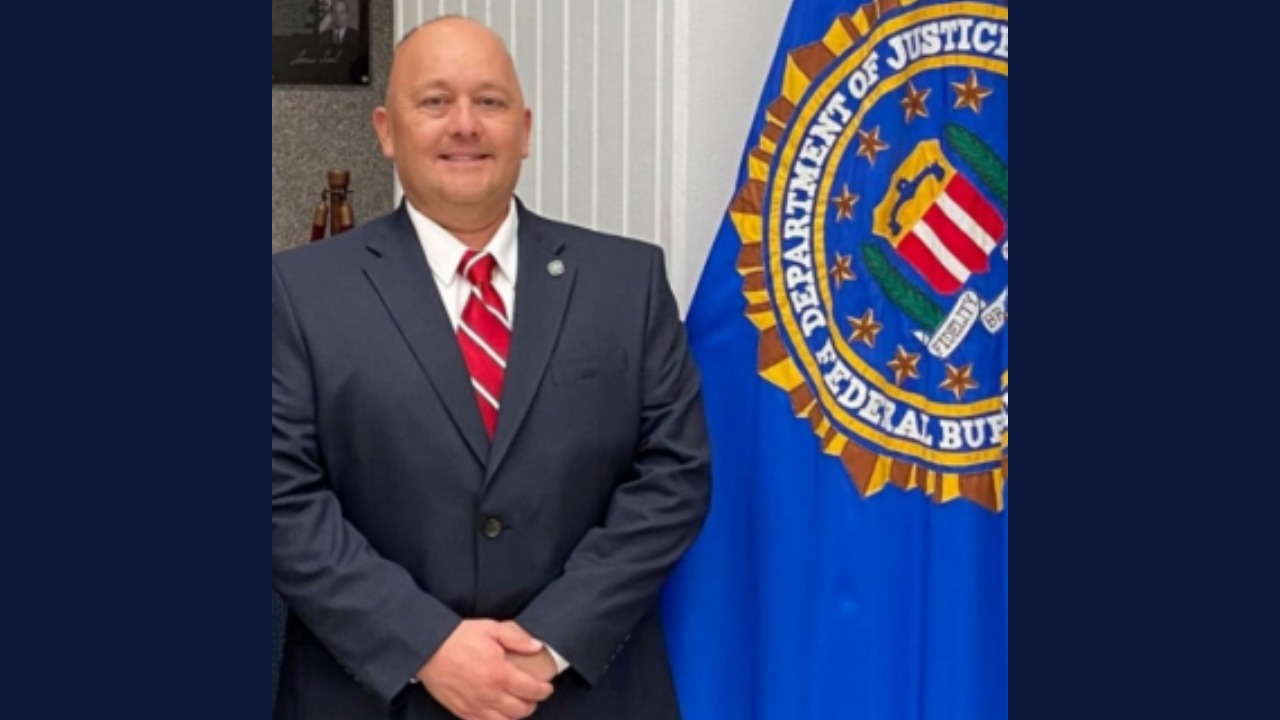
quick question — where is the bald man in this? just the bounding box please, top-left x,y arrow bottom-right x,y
272,16 -> 711,720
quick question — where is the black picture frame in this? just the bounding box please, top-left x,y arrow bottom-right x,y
273,0 -> 371,86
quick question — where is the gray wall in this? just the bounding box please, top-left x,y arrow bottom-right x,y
272,1 -> 395,255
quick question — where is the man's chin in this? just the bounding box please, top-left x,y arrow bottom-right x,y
437,188 -> 500,207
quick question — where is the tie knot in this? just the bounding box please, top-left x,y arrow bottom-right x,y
460,251 -> 497,287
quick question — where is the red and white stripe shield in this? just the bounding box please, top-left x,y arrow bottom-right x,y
896,174 -> 1006,295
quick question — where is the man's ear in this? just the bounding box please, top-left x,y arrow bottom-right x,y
372,107 -> 395,159
521,108 -> 533,159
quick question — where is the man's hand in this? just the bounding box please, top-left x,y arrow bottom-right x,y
500,622 -> 559,683
417,620 -> 554,720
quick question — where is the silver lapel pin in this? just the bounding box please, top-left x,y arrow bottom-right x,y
547,260 -> 566,278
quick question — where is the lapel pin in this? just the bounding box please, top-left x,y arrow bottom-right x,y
548,260 -> 566,278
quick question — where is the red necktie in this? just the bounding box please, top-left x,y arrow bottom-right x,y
456,251 -> 510,438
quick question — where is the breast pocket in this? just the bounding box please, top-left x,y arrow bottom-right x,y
550,348 -> 629,385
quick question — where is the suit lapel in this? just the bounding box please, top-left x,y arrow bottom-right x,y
486,206 -> 575,486
362,206 -> 490,467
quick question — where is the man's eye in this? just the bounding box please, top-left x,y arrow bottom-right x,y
422,97 -> 447,108
478,97 -> 504,108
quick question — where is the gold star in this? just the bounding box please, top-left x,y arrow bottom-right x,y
940,363 -> 981,401
834,185 -> 860,222
887,346 -> 922,386
856,127 -> 890,167
952,70 -> 994,114
901,82 -> 931,125
830,254 -> 856,289
847,309 -> 884,348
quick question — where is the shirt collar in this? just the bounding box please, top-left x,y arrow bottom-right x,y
407,198 -> 520,288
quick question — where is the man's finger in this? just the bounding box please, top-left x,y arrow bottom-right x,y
504,666 -> 554,703
493,621 -> 544,654
492,692 -> 538,720
478,703 -> 531,720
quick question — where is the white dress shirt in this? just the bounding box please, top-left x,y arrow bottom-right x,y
404,199 -> 571,677
407,199 -> 519,329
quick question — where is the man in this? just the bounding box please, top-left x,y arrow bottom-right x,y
272,15 -> 711,720
323,1 -> 357,47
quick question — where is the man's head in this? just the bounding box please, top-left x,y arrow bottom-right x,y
331,1 -> 350,31
373,17 -> 532,235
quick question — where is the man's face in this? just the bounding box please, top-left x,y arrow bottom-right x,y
374,20 -> 532,222
332,2 -> 349,31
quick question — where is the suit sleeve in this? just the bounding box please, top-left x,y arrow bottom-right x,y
516,247 -> 712,685
272,260 -> 460,707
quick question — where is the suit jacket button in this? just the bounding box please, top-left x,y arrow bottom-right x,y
482,518 -> 504,539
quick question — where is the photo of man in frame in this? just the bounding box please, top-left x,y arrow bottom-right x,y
318,1 -> 360,48
272,0 -> 370,86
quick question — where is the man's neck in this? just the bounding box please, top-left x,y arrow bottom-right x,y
411,200 -> 512,251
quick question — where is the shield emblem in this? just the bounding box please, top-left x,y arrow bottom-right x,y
873,140 -> 1006,296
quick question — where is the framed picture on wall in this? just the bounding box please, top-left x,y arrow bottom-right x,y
272,0 -> 370,86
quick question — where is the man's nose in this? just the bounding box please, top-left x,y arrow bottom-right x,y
447,102 -> 481,137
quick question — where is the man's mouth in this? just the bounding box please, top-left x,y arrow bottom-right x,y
440,154 -> 491,163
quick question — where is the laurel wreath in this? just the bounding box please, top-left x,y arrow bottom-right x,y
944,124 -> 1008,211
862,243 -> 946,329
861,123 -> 1009,332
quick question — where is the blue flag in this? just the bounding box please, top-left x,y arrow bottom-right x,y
662,2 -> 1008,718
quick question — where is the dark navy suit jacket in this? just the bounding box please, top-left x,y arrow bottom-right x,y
272,201 -> 711,719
